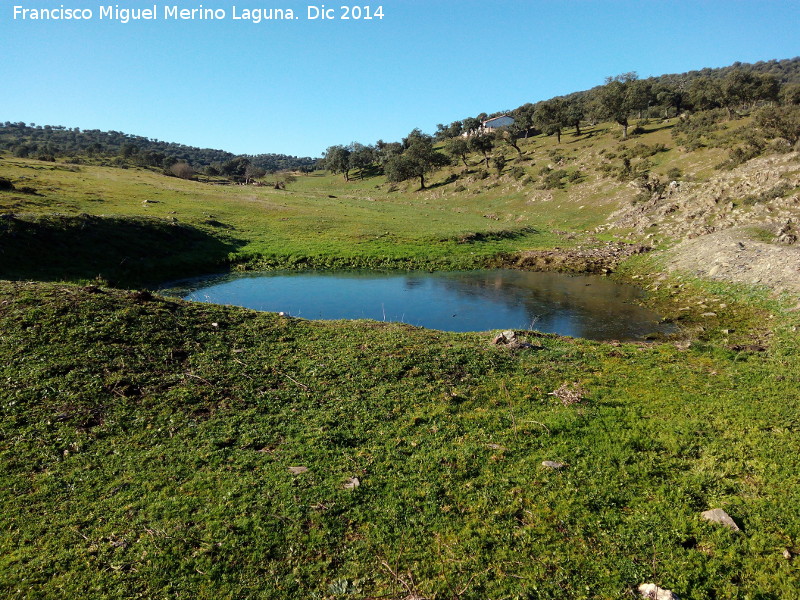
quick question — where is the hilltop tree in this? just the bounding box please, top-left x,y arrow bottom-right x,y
376,140 -> 404,167
781,83 -> 800,105
385,130 -> 448,190
324,145 -> 352,181
655,84 -> 686,118
535,98 -> 569,143
688,77 -> 723,111
755,105 -> 800,146
462,117 -> 482,136
349,143 -> 375,179
219,156 -> 251,182
244,164 -> 266,183
512,103 -> 536,137
628,79 -> 655,119
468,133 -> 494,168
721,70 -> 759,118
565,98 -> 585,135
444,137 -> 470,167
597,72 -> 638,139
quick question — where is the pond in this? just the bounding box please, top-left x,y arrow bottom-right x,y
159,270 -> 676,341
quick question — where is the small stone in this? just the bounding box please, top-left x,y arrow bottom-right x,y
701,508 -> 740,531
541,461 -> 565,469
783,548 -> 792,560
211,322 -> 219,328
701,312 -> 717,317
638,583 -> 679,599
492,330 -> 517,345
287,466 -> 308,474
343,477 -> 360,490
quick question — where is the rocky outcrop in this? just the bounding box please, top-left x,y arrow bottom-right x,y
607,153 -> 800,242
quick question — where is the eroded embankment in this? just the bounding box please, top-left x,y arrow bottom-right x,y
494,242 -> 652,274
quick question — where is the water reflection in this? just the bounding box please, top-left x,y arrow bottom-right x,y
160,270 -> 675,341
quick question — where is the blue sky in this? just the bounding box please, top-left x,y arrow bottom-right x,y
2,0 -> 798,157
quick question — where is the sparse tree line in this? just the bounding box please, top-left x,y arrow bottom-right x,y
0,123 -> 317,183
321,57 -> 800,190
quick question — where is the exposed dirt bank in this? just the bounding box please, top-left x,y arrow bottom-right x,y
665,227 -> 800,296
498,242 -> 652,274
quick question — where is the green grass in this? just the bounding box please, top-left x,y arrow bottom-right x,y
1,118 -> 723,283
2,119 -> 800,598
1,281 -> 798,599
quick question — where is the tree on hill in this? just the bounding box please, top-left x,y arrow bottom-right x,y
444,137 -> 470,167
468,133 -> 494,168
655,83 -> 686,118
462,117 -> 482,137
385,130 -> 448,190
220,156 -> 251,182
244,164 -> 267,184
628,79 -> 655,119
349,143 -> 376,179
565,98 -> 585,135
781,83 -> 800,105
597,72 -> 638,139
755,105 -> 800,146
688,77 -> 723,111
535,98 -> 569,143
324,145 -> 352,181
512,103 -> 536,137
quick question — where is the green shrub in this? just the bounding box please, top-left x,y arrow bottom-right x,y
509,166 -> 526,180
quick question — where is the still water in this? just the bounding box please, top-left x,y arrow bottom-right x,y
161,270 -> 675,341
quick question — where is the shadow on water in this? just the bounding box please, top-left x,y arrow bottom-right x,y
161,270 -> 677,341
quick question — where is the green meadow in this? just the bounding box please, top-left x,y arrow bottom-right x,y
2,117 -> 800,598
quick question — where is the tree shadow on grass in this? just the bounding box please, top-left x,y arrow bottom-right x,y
0,213 -> 246,288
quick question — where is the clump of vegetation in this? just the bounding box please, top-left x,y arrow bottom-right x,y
619,142 -> 669,159
716,129 -> 768,170
736,182 -> 794,206
666,167 -> 683,180
672,109 -> 725,150
539,168 -> 569,189
509,165 -> 526,180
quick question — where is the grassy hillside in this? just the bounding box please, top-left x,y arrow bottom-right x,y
2,114 -> 800,598
5,114 -> 796,285
1,280 -> 799,599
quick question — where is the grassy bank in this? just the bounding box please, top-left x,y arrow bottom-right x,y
1,280 -> 799,599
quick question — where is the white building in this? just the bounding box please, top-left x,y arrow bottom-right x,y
462,115 -> 515,136
481,115 -> 514,131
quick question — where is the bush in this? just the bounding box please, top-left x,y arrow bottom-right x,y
170,162 -> 195,180
540,169 -> 568,190
738,182 -> 793,206
509,166 -> 526,180
672,109 -> 725,149
567,170 -> 585,184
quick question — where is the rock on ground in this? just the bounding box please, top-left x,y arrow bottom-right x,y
638,583 -> 679,599
701,508 -> 741,531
